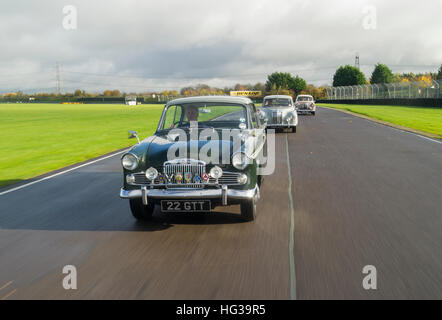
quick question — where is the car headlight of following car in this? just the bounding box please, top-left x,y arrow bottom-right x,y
210,165 -> 223,179
285,112 -> 295,122
232,152 -> 251,170
145,167 -> 158,181
122,153 -> 139,170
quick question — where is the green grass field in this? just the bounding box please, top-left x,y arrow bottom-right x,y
0,103 -> 164,188
319,104 -> 442,139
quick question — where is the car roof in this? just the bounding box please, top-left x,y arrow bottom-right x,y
166,96 -> 253,106
263,95 -> 293,99
296,95 -> 313,97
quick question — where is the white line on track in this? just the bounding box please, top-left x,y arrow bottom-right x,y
0,281 -> 13,291
0,149 -> 130,196
285,133 -> 297,300
379,123 -> 442,145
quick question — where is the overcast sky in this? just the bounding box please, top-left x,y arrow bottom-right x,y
0,0 -> 441,93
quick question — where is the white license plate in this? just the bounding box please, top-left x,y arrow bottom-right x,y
160,200 -> 211,212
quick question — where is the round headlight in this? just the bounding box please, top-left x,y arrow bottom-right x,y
122,153 -> 138,170
285,112 -> 294,120
145,167 -> 158,181
210,166 -> 223,179
232,152 -> 250,170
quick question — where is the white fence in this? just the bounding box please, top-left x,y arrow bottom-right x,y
325,80 -> 442,100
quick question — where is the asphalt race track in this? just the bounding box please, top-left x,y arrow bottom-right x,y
0,107 -> 441,299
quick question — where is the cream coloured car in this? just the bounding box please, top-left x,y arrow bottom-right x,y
295,95 -> 316,115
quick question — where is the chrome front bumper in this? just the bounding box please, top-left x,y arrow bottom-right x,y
120,185 -> 258,206
266,119 -> 296,128
296,109 -> 313,114
266,123 -> 294,128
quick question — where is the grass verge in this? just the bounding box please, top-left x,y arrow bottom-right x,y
0,103 -> 164,188
318,104 -> 442,140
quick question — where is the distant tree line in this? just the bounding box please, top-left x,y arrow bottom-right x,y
2,64 -> 440,102
333,63 -> 442,87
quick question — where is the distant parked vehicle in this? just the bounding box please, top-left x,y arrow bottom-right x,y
295,95 -> 316,115
259,95 -> 298,132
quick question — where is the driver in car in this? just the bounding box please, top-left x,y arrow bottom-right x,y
169,104 -> 199,128
185,104 -> 199,122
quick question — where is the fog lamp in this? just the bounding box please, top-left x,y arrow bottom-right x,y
237,174 -> 248,184
145,167 -> 158,181
210,166 -> 223,179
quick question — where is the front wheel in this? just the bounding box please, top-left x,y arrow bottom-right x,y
240,195 -> 257,222
312,111 -> 316,116
129,199 -> 155,221
292,126 -> 297,133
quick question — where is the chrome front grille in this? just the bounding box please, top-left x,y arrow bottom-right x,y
163,159 -> 206,189
272,111 -> 282,124
132,173 -> 151,185
209,172 -> 242,185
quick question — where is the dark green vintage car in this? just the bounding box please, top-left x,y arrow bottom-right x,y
119,96 -> 267,221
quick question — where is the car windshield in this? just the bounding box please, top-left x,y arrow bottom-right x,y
159,103 -> 249,131
297,96 -> 313,102
263,98 -> 291,107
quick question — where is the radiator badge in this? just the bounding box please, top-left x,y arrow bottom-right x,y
164,173 -> 174,183
175,172 -> 183,183
184,172 -> 193,183
202,173 -> 210,183
193,175 -> 202,184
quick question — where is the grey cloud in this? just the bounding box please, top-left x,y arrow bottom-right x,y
0,0 -> 440,92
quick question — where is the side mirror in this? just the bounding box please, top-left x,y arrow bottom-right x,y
128,130 -> 140,144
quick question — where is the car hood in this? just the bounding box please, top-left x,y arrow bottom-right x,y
130,130 -> 250,170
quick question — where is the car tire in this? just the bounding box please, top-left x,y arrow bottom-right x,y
258,175 -> 264,187
129,199 -> 155,221
292,126 -> 297,133
240,195 -> 257,222
312,111 -> 316,116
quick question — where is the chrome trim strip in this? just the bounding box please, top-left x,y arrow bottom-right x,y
142,186 -> 148,205
156,104 -> 168,133
222,185 -> 228,205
